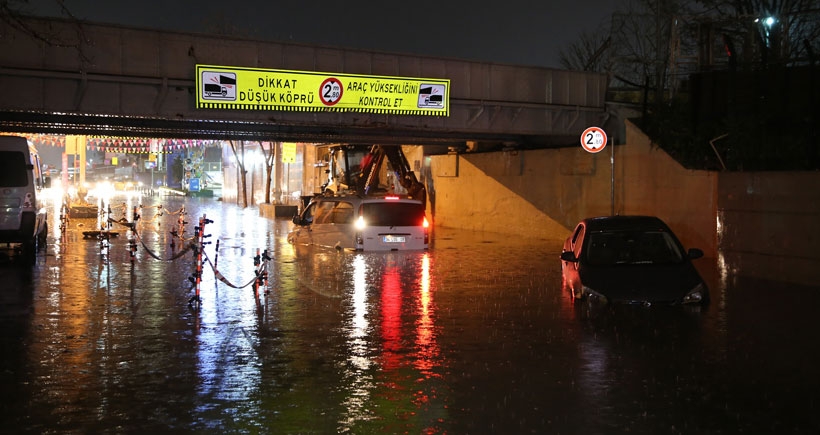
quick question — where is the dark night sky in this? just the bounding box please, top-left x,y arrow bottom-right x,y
23,0 -> 618,68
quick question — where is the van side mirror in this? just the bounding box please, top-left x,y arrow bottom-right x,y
292,215 -> 302,225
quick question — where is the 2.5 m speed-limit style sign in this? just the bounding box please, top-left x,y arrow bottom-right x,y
580,126 -> 608,153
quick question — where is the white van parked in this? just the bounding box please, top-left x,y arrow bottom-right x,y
0,135 -> 49,263
288,194 -> 429,251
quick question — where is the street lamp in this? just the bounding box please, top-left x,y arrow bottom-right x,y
755,16 -> 777,47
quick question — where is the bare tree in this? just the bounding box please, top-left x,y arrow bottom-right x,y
561,0 -> 692,106
564,0 -> 820,84
693,0 -> 820,68
610,0 -> 692,105
0,0 -> 91,65
559,30 -> 613,72
259,141 -> 277,204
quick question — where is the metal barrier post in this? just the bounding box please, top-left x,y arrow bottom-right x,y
189,214 -> 212,307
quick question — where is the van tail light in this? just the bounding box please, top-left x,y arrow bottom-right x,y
423,216 -> 430,244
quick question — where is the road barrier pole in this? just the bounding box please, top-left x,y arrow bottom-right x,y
189,214 -> 212,308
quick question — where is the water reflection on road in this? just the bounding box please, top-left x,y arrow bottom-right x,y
1,195 -> 819,433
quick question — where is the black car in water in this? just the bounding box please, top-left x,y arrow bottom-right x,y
560,216 -> 709,307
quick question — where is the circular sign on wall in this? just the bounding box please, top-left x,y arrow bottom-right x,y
580,126 -> 608,153
319,77 -> 343,106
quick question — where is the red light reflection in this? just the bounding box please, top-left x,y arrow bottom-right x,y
380,266 -> 403,371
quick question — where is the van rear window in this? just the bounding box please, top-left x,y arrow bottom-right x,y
361,202 -> 424,226
0,151 -> 28,187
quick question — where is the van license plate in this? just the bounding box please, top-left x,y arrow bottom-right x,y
383,235 -> 405,243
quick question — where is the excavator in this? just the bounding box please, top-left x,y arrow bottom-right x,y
321,144 -> 427,207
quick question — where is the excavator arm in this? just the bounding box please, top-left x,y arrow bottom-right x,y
382,146 -> 426,206
354,145 -> 426,207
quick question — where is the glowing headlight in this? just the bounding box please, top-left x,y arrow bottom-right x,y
682,283 -> 707,304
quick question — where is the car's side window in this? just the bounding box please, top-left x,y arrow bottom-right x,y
330,201 -> 354,224
313,201 -> 337,225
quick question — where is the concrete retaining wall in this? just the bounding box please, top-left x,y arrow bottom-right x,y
615,121 -> 718,255
718,172 -> 820,286
429,119 -> 718,253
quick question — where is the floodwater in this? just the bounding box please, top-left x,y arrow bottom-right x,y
1,194 -> 818,434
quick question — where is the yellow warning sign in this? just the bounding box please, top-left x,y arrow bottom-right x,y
195,64 -> 449,116
282,143 -> 297,164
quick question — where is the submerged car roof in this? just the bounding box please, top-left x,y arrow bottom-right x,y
582,216 -> 672,233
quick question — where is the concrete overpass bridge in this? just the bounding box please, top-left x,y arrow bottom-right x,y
0,16 -> 609,151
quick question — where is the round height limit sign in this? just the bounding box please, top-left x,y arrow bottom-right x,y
580,126 -> 608,153
319,77 -> 343,106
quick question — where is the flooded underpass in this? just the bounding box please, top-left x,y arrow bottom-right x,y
1,194 -> 818,434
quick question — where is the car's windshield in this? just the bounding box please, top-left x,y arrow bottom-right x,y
360,202 -> 424,226
584,230 -> 684,265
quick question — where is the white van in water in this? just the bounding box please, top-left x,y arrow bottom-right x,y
288,194 -> 429,251
0,136 -> 48,262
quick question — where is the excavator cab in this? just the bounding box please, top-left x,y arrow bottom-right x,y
325,145 -> 371,194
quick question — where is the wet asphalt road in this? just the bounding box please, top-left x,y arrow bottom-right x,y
1,194 -> 819,434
